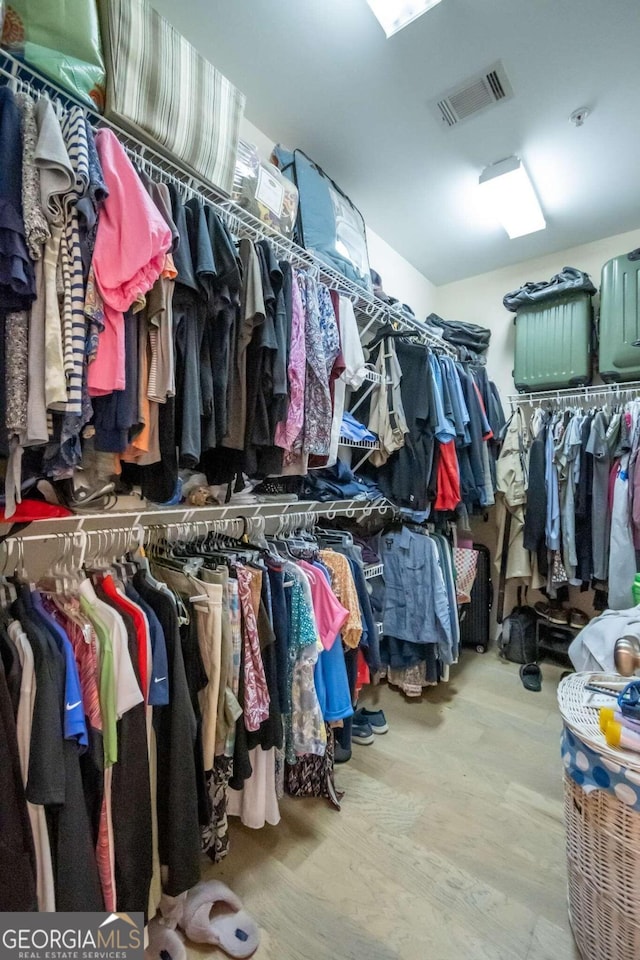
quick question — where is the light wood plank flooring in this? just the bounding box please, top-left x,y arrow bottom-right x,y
192,653 -> 580,960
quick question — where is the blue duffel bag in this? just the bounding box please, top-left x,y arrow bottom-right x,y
272,146 -> 372,293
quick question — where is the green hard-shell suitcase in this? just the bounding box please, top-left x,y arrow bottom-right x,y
598,249 -> 640,382
513,291 -> 593,393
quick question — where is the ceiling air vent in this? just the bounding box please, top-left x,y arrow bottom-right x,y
432,61 -> 513,128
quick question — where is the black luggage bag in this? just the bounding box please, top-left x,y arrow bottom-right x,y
459,543 -> 493,653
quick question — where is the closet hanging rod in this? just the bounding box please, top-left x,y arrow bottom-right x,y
0,50 -> 456,358
508,379 -> 640,408
0,498 -> 396,543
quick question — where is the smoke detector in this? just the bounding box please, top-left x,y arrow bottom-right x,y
431,61 -> 514,128
569,107 -> 590,127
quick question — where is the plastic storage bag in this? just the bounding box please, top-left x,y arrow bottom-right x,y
1,0 -> 106,110
232,140 -> 298,239
100,0 -> 244,195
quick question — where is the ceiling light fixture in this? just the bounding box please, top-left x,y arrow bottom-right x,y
479,157 -> 546,239
365,0 -> 444,38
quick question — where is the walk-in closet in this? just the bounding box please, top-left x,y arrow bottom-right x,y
1,3 -> 639,960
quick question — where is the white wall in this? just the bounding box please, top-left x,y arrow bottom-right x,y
239,118 -> 437,317
240,117 -> 275,164
434,227 -> 640,403
365,228 -> 436,318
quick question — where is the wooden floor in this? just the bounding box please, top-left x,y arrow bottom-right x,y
192,652 -> 581,960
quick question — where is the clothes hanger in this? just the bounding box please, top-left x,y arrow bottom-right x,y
12,537 -> 28,586
163,522 -> 220,570
86,527 -> 112,578
175,525 -> 239,567
237,516 -> 282,562
202,518 -> 265,563
37,533 -> 71,595
317,526 -> 354,546
111,528 -> 138,583
269,515 -> 297,559
44,530 -> 87,597
144,524 -> 191,623
0,539 -> 17,608
279,515 -> 319,559
61,531 -> 85,594
133,524 -> 168,590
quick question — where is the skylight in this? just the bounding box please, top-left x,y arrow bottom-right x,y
365,0 -> 444,38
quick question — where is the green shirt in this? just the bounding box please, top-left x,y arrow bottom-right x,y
80,595 -> 117,766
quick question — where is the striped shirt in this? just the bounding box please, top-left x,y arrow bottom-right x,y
60,108 -> 90,417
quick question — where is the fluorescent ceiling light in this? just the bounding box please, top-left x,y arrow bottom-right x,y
366,0 -> 444,37
479,157 -> 546,239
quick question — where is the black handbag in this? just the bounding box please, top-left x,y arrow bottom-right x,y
425,313 -> 491,353
503,266 -> 596,312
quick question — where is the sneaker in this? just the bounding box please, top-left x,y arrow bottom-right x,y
333,742 -> 352,764
569,608 -> 589,630
548,606 -> 570,626
351,720 -> 375,745
354,707 -> 389,735
534,601 -> 569,626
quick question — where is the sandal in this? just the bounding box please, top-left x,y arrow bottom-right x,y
520,662 -> 542,692
161,881 -> 260,959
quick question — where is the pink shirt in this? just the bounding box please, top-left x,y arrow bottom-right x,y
89,130 -> 171,395
298,560 -> 349,651
275,270 -> 306,450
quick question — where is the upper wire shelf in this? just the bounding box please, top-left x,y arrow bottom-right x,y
363,562 -> 384,580
0,497 -> 397,544
508,380 -> 640,407
0,51 -> 456,357
362,367 -> 388,385
338,438 -> 381,450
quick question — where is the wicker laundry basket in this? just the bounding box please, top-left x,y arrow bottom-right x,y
558,673 -> 640,960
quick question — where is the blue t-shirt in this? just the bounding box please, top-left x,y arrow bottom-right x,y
32,591 -> 88,750
312,563 -> 354,723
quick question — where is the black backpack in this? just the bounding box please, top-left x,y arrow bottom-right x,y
499,605 -> 538,664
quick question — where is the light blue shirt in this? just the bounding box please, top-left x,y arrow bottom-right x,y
545,415 -> 560,551
428,354 -> 456,444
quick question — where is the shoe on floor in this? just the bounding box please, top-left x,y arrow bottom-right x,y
354,706 -> 389,734
548,606 -> 570,626
145,918 -> 186,960
351,720 -> 375,745
334,742 -> 352,764
534,601 -> 569,626
569,608 -> 589,629
534,601 -> 550,620
519,662 -> 542,692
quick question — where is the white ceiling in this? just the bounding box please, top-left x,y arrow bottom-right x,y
150,0 -> 640,285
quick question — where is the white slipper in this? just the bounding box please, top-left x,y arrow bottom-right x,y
145,917 -> 187,960
165,881 -> 260,958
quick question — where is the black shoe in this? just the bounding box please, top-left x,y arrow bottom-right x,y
334,742 -> 352,764
55,477 -> 116,511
